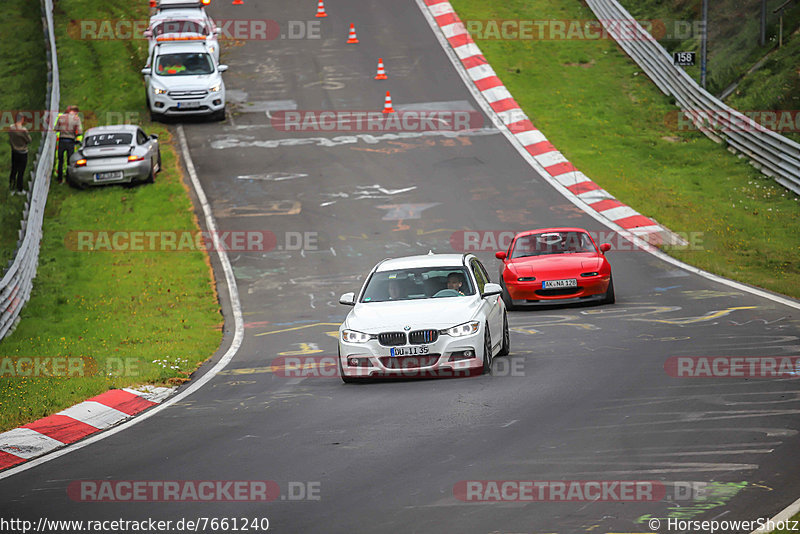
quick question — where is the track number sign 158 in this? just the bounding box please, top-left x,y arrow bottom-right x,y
673,52 -> 696,66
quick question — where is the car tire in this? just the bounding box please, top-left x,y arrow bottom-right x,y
155,149 -> 162,174
482,326 -> 493,375
144,163 -> 155,184
500,280 -> 517,311
498,313 -> 510,356
601,276 -> 615,305
66,175 -> 86,190
212,106 -> 226,122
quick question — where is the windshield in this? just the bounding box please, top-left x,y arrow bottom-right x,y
83,133 -> 132,147
510,231 -> 597,258
360,267 -> 475,302
155,52 -> 214,76
153,20 -> 208,37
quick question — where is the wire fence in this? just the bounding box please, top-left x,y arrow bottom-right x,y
587,0 -> 800,195
0,0 -> 59,339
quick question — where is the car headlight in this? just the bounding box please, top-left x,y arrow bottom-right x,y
152,85 -> 167,95
210,83 -> 221,92
341,330 -> 372,343
441,321 -> 479,337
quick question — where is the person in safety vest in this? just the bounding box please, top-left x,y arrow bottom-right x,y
54,105 -> 83,184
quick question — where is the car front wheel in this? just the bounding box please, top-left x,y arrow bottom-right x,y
498,313 -> 510,356
500,280 -> 517,311
601,276 -> 615,305
482,326 -> 493,375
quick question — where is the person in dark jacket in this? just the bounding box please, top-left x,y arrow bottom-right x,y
8,114 -> 32,195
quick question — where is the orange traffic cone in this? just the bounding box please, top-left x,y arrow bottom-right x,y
232,0 -> 243,4
375,58 -> 387,80
346,23 -> 359,44
315,0 -> 327,17
382,91 -> 395,114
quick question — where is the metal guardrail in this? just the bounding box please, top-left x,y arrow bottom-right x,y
586,0 -> 800,196
0,0 -> 59,339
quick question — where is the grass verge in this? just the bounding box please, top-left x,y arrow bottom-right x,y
0,0 -> 47,267
451,0 -> 800,299
0,0 -> 222,432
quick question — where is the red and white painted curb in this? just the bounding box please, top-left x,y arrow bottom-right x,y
423,0 -> 678,244
0,386 -> 172,471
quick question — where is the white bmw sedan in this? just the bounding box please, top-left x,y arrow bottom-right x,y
338,253 -> 509,382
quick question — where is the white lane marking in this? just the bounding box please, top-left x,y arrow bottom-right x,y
57,402 -> 129,430
0,429 -> 64,459
501,420 -> 518,428
0,126 -> 246,480
237,99 -> 297,113
377,203 -> 440,220
211,128 -> 500,150
358,185 -> 417,195
236,172 -> 308,181
416,0 -> 800,311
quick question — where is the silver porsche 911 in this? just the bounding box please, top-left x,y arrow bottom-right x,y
67,125 -> 161,188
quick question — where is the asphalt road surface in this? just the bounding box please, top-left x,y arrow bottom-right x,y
2,1 -> 799,533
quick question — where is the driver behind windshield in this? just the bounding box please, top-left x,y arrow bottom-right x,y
446,273 -> 465,295
388,279 -> 406,300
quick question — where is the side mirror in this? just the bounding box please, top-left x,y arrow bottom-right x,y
495,251 -> 507,260
141,67 -> 151,75
218,64 -> 228,73
600,243 -> 611,253
339,292 -> 356,306
150,134 -> 159,140
482,283 -> 502,298
214,28 -> 222,35
143,30 -> 153,38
